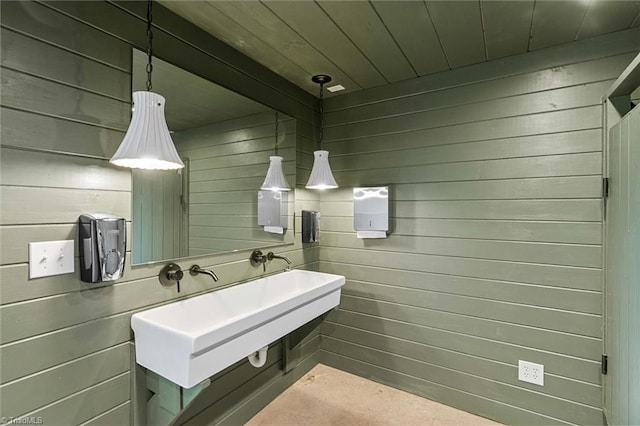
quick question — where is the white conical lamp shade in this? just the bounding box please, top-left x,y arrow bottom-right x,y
305,150 -> 338,189
261,156 -> 291,191
110,91 -> 184,170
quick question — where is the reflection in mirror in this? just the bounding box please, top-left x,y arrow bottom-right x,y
131,50 -> 295,265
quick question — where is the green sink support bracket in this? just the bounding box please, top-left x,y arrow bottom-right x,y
281,314 -> 326,373
145,371 -> 211,426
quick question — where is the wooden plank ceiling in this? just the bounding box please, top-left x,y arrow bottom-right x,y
132,49 -> 270,131
160,0 -> 640,96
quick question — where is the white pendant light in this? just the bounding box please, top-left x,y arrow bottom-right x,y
261,111 -> 291,191
306,74 -> 338,190
306,150 -> 338,190
261,156 -> 290,191
110,0 -> 184,171
110,91 -> 184,170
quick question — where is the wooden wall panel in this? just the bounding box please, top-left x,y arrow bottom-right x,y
173,112 -> 296,258
318,32 -> 639,425
0,345 -> 130,416
0,2 -> 320,425
27,374 -> 130,426
2,2 -> 636,425
82,402 -> 131,426
320,350 -> 567,425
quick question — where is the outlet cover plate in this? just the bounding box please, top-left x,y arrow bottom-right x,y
518,360 -> 544,386
29,240 -> 74,279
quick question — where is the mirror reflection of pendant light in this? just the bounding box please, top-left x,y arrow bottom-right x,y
306,74 -> 338,190
260,111 -> 291,191
110,0 -> 184,170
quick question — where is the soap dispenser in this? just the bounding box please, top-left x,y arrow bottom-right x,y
78,213 -> 126,283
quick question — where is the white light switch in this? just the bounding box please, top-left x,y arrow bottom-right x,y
29,240 -> 74,279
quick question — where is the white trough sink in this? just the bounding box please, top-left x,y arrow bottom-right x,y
131,269 -> 345,388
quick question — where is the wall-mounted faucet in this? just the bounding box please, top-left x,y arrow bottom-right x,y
250,250 -> 291,272
159,264 -> 219,293
190,265 -> 219,282
267,252 -> 291,267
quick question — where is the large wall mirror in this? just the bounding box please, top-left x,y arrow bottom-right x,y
131,50 -> 295,265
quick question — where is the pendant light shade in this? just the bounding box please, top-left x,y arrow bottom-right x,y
109,0 -> 183,171
110,91 -> 184,170
306,74 -> 338,190
261,111 -> 290,191
261,156 -> 290,191
306,150 -> 338,190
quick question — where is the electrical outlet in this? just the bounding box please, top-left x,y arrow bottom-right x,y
518,360 -> 544,386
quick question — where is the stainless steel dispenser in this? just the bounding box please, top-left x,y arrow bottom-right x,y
301,210 -> 320,243
258,190 -> 288,234
79,213 -> 126,283
353,186 -> 389,239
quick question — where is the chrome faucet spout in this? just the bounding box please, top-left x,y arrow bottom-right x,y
250,250 -> 291,272
189,265 -> 219,281
267,252 -> 292,264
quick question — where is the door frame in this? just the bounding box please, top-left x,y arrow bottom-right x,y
601,52 -> 640,424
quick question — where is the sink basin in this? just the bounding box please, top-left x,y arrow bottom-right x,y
131,269 -> 345,388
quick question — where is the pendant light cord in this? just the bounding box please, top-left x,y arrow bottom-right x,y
319,81 -> 324,150
145,0 -> 154,91
274,111 -> 279,156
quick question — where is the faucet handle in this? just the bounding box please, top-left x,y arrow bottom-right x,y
250,250 -> 267,271
159,263 -> 183,293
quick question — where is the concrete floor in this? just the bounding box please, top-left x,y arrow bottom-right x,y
246,364 -> 502,426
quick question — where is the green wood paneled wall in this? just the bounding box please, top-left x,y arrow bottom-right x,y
605,103 -> 640,426
132,111 -> 299,264
132,168 -> 185,264
319,28 -> 639,425
175,112 -> 296,256
0,1 -> 320,425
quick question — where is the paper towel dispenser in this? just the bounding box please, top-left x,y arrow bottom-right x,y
79,213 -> 126,283
353,186 -> 389,238
302,210 -> 320,243
258,190 -> 288,234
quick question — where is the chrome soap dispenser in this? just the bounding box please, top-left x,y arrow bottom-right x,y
79,213 -> 126,283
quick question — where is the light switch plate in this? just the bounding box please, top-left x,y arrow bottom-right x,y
29,240 -> 75,279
